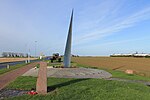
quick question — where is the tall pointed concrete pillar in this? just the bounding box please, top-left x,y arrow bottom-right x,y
63,10 -> 73,68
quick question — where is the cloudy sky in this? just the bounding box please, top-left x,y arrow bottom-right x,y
0,0 -> 150,56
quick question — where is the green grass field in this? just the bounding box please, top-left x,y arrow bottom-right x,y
6,76 -> 150,100
0,63 -> 27,75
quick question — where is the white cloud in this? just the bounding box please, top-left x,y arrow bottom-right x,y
74,2 -> 150,46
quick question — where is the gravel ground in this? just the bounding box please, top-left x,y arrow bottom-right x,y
23,67 -> 112,79
0,89 -> 28,100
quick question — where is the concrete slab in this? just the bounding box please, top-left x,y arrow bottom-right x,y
23,67 -> 112,79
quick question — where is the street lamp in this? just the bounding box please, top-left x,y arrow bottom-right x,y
28,49 -> 30,63
35,41 -> 37,57
25,43 -> 30,63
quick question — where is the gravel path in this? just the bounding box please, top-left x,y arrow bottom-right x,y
0,62 -> 39,90
106,78 -> 150,86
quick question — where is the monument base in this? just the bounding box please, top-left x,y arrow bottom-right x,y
52,65 -> 77,68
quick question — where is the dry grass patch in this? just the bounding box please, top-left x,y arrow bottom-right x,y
0,58 -> 37,63
72,57 -> 150,77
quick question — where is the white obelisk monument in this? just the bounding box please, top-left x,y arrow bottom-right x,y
63,10 -> 73,68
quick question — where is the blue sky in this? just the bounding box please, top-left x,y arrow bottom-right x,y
0,0 -> 150,56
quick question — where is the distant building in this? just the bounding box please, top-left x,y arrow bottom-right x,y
110,53 -> 133,57
110,53 -> 150,57
0,52 -> 2,57
1,52 -> 26,58
133,53 -> 150,57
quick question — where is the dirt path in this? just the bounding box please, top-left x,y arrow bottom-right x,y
0,62 -> 40,90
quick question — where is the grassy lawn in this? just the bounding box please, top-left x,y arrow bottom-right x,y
47,62 -> 62,66
0,63 -> 27,75
6,76 -> 150,100
76,64 -> 150,81
108,69 -> 150,81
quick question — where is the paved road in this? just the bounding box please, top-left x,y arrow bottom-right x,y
0,62 -> 41,90
0,60 -> 41,69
